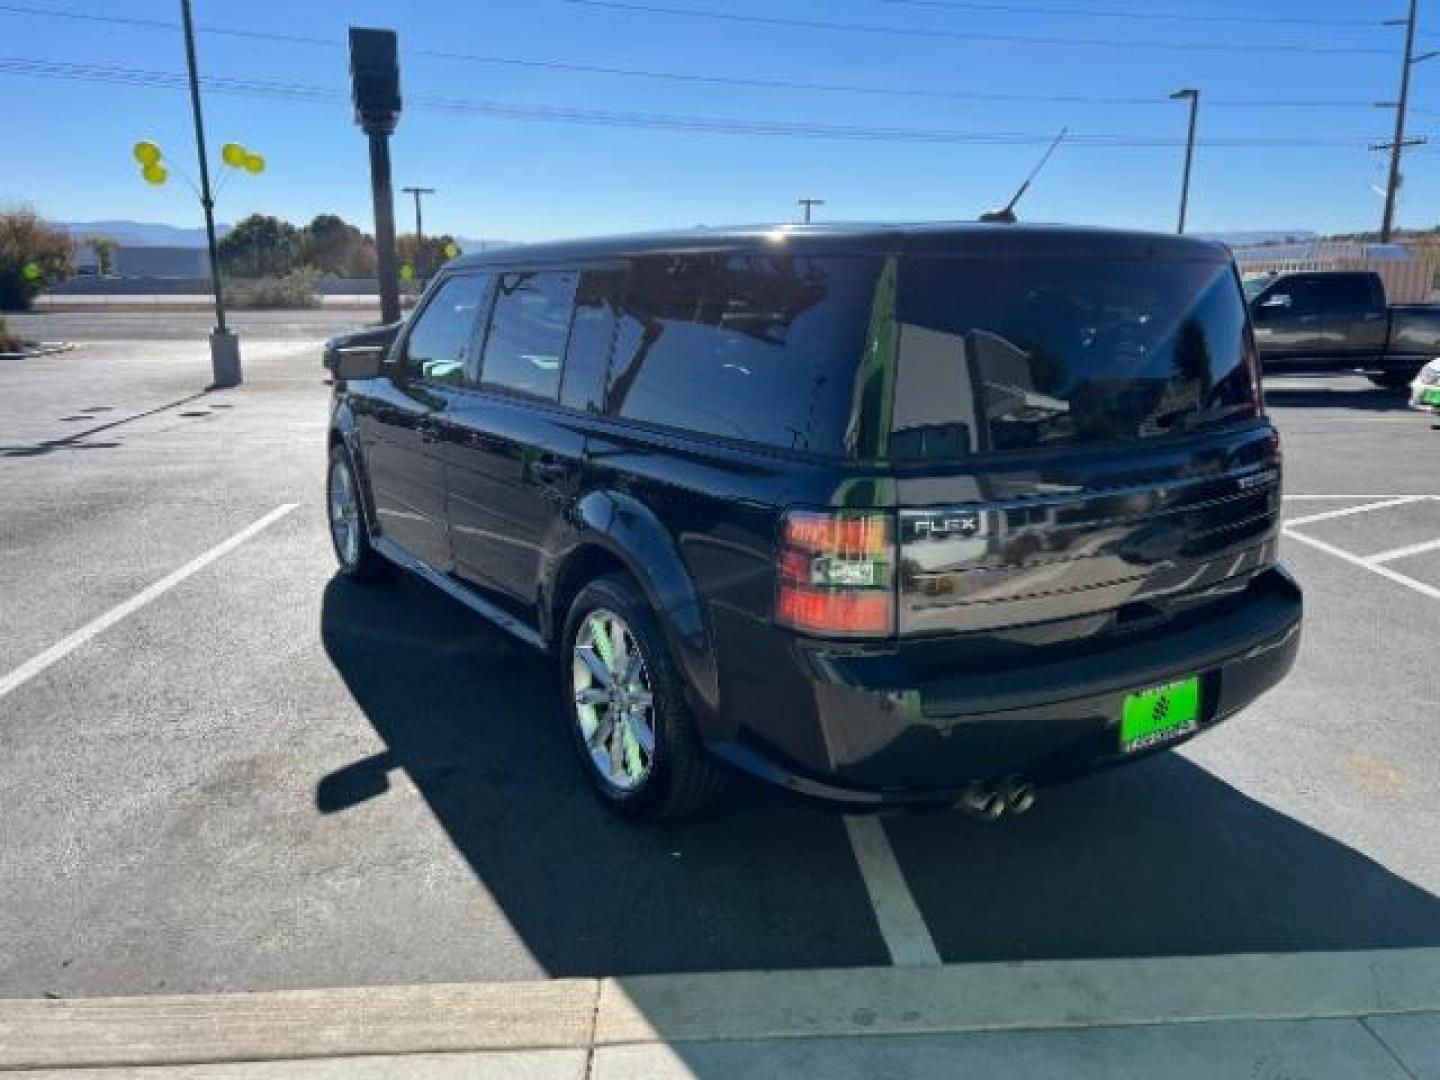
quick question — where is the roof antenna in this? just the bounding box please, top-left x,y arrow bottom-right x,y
980,127 -> 1068,223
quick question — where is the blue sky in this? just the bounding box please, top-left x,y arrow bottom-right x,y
3,0 -> 1438,240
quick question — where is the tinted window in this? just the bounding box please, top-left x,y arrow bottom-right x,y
607,255 -> 880,453
560,267 -> 624,413
479,270 -> 578,400
403,274 -> 488,384
894,256 -> 1258,457
1307,275 -> 1376,315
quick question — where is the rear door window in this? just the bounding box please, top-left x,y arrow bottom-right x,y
606,254 -> 880,453
477,269 -> 579,401
893,255 -> 1258,457
402,273 -> 489,385
1307,275 -> 1376,316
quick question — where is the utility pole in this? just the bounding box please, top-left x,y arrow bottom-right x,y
1378,0 -> 1435,242
797,198 -> 825,224
402,185 -> 435,284
180,0 -> 241,387
1170,87 -> 1200,235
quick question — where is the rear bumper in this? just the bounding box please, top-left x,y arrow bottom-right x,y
707,567 -> 1302,807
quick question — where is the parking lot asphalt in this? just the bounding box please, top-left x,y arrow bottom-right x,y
0,335 -> 1437,999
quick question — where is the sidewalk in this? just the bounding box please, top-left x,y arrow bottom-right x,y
2,949 -> 1437,1077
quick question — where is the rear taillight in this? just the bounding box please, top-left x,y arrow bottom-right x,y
776,510 -> 896,637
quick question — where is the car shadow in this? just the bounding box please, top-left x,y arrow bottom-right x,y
1263,382 -> 1413,412
318,573 -> 1440,977
317,573 -> 889,977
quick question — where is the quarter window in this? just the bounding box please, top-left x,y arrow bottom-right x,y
479,270 -> 579,400
403,274 -> 488,384
606,255 -> 879,453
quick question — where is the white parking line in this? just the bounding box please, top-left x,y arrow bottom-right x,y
843,816 -> 942,968
1367,536 -> 1440,565
1283,528 -> 1440,603
1283,496 -> 1428,528
0,503 -> 299,700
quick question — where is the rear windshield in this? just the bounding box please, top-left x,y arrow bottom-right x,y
889,255 -> 1259,459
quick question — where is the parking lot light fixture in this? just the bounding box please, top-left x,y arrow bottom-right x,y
1170,87 -> 1200,235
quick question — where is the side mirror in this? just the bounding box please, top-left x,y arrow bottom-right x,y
333,345 -> 385,381
1251,294 -> 1291,323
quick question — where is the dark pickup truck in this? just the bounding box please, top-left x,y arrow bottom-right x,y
1246,270 -> 1440,389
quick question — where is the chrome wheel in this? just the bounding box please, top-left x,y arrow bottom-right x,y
572,608 -> 656,791
328,456 -> 362,568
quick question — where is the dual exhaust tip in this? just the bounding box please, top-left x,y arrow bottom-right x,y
958,778 -> 1036,821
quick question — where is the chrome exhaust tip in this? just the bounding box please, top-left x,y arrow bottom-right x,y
958,783 -> 1005,821
1005,781 -> 1037,816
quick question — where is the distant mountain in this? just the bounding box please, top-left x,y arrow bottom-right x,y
61,220 -> 233,247
1192,230 -> 1320,248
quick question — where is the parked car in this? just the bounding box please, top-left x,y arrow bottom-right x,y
1246,269 -> 1440,389
325,223 -> 1302,822
321,321 -> 402,375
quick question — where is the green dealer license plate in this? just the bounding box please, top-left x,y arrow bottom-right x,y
1120,676 -> 1201,753
1420,386 -> 1440,406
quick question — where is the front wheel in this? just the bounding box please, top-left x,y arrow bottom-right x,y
561,574 -> 728,821
327,444 -> 394,582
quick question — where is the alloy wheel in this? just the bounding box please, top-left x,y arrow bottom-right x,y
328,457 -> 362,568
571,608 -> 657,791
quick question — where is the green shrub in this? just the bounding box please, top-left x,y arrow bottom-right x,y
1,207 -> 74,310
230,268 -> 320,310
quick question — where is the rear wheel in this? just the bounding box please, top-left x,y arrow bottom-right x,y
561,574 -> 728,821
1368,370 -> 1417,391
327,444 -> 394,582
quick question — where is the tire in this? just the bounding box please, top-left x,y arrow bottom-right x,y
1369,371 -> 1416,391
326,443 -> 395,582
561,574 -> 729,821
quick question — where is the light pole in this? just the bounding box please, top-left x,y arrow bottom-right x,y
179,0 -> 241,386
798,198 -> 825,224
1170,87 -> 1200,235
402,185 -> 435,285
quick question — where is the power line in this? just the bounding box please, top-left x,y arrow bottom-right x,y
555,0 -> 1392,54
0,3 -> 1391,109
877,0 -> 1384,28
0,57 -> 1404,150
414,47 -> 1382,109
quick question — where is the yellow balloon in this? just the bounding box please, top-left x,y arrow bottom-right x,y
242,152 -> 265,175
221,142 -> 247,167
133,140 -> 162,166
142,162 -> 168,185
443,242 -> 460,259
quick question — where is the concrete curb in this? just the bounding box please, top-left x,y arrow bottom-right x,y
2,949 -> 1437,1072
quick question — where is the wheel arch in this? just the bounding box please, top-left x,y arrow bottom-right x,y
545,490 -> 720,721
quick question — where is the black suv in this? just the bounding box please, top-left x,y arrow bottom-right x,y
326,223 -> 1302,821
